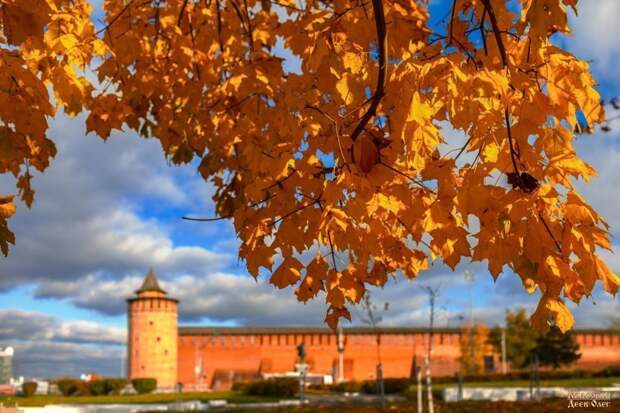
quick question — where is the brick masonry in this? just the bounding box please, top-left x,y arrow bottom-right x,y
127,271 -> 620,390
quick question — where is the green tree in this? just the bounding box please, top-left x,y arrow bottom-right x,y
131,378 -> 157,394
460,323 -> 492,375
534,326 -> 581,369
488,309 -> 538,369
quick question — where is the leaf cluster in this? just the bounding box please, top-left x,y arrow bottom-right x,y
0,0 -> 618,330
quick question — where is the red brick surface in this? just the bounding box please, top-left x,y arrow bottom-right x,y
174,329 -> 620,389
127,291 -> 178,388
127,278 -> 620,390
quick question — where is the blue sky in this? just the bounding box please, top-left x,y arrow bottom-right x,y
0,0 -> 619,378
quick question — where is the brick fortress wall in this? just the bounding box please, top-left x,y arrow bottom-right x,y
176,327 -> 620,390
127,271 -> 620,391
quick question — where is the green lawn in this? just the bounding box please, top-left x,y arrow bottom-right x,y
430,376 -> 620,390
0,391 -> 282,407
173,399 -> 620,413
2,377 -> 618,408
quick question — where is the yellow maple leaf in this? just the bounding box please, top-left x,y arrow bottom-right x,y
270,257 -> 303,288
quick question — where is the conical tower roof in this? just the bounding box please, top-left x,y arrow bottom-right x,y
135,268 -> 166,294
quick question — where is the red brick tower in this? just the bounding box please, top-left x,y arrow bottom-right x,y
127,268 -> 178,389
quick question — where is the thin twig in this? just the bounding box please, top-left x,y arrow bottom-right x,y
379,161 -> 434,192
538,213 -> 562,253
305,105 -> 351,172
479,9 -> 488,56
269,201 -> 317,227
230,0 -> 253,54
183,215 -> 231,222
268,0 -> 303,12
327,230 -> 339,272
453,135 -> 473,162
242,0 -> 254,52
504,107 -> 520,176
96,0 -> 137,35
183,192 -> 276,222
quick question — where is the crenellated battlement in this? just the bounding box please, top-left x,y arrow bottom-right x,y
126,270 -> 620,392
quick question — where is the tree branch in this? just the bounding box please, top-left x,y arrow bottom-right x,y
215,0 -> 224,52
448,0 -> 457,45
178,0 -> 190,26
349,0 -> 387,142
480,0 -> 508,68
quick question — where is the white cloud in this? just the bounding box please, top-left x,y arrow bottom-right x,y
0,309 -> 125,345
0,112 -> 232,289
568,0 -> 620,78
11,341 -> 123,379
0,310 -> 125,378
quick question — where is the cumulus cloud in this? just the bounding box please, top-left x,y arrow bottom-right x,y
0,310 -> 125,378
0,310 -> 125,345
568,0 -> 620,79
10,341 -> 123,379
28,260 -> 516,328
0,112 -> 233,290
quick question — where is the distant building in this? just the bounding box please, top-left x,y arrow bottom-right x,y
0,347 -> 13,385
127,269 -> 620,391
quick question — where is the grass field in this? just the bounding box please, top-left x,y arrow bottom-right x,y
218,400 -> 620,413
0,391 -> 282,407
430,376 -> 620,390
1,376 -> 618,408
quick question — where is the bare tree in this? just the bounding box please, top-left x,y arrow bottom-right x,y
361,292 -> 388,410
422,285 -> 440,413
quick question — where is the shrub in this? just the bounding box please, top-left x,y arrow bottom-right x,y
89,380 -> 107,396
231,381 -> 248,392
327,380 -> 363,393
595,364 -> 620,378
57,379 -> 79,396
361,378 -> 411,395
104,378 -> 128,394
75,381 -> 91,396
21,382 -> 38,397
242,378 -> 298,397
131,378 -> 157,394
